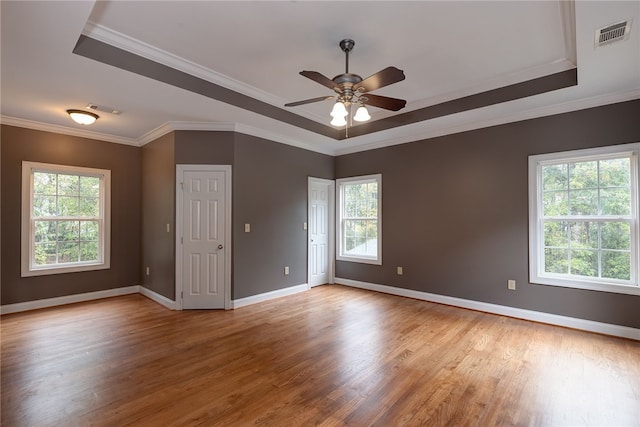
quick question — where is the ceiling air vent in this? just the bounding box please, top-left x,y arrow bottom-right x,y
595,20 -> 632,47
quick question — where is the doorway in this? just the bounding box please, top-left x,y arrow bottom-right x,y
176,165 -> 232,309
308,177 -> 335,287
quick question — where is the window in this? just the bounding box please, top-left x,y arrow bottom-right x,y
336,174 -> 382,265
21,161 -> 111,276
528,144 -> 639,295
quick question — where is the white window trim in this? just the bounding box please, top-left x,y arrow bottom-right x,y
336,174 -> 382,265
21,161 -> 111,277
528,143 -> 640,296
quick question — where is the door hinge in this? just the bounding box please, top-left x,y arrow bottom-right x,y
181,237 -> 183,244
181,291 -> 183,299
180,182 -> 184,190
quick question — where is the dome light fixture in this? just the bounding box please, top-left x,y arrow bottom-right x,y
67,109 -> 99,125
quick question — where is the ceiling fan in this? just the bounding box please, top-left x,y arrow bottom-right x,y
285,39 -> 406,127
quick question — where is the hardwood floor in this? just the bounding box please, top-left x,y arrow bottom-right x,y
1,285 -> 639,426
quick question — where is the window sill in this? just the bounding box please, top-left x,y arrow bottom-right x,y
531,275 -> 640,296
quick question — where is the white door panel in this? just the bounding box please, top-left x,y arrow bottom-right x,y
309,179 -> 333,287
181,169 -> 227,309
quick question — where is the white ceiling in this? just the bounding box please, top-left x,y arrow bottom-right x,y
1,1 -> 639,156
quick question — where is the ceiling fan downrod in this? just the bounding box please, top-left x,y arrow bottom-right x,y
339,39 -> 355,74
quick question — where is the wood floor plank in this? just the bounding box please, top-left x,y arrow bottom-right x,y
2,285 -> 639,426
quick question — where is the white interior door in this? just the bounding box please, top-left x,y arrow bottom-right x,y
308,178 -> 334,287
178,166 -> 230,309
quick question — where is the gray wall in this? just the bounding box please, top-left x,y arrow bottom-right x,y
335,100 -> 640,329
141,130 -> 334,300
1,125 -> 142,304
232,133 -> 334,299
141,132 -> 175,299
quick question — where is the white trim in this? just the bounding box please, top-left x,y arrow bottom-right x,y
336,174 -> 382,265
175,165 -> 232,310
335,278 -> 640,341
0,115 -> 139,146
231,283 -> 310,309
82,22 -> 294,116
138,286 -> 177,310
528,143 -> 640,295
21,161 -> 112,277
334,90 -> 640,156
308,177 -> 336,287
0,286 -> 139,315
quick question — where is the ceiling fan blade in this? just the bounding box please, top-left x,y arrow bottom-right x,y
300,70 -> 338,90
285,95 -> 334,107
362,94 -> 406,111
355,66 -> 405,92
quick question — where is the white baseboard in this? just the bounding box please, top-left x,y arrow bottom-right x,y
231,283 -> 309,309
139,286 -> 176,310
335,278 -> 640,341
0,286 -> 140,315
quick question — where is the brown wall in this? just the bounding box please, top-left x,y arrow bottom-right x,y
141,132 -> 175,299
232,133 -> 334,299
335,100 -> 640,328
1,125 -> 142,305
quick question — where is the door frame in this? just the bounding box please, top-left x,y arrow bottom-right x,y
308,177 -> 335,287
175,164 -> 232,310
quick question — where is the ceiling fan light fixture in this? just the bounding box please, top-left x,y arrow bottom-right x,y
330,115 -> 347,127
330,101 -> 348,118
67,109 -> 99,125
353,105 -> 371,122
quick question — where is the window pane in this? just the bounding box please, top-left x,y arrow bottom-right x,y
542,164 -> 568,190
58,174 -> 79,196
33,172 -> 57,195
58,221 -> 79,242
33,195 -> 56,217
569,189 -> 598,215
601,222 -> 630,250
543,221 -> 568,247
79,197 -> 99,217
79,176 -> 100,197
80,241 -> 99,262
80,221 -> 99,241
569,222 -> 598,249
602,251 -> 631,281
599,158 -> 630,187
543,191 -> 568,216
34,242 -> 57,266
600,188 -> 631,216
544,248 -> 568,274
35,221 -> 56,243
569,161 -> 598,189
58,242 -> 79,263
57,196 -> 79,216
570,249 -> 598,277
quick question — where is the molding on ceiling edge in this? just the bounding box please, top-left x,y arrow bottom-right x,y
3,89 -> 638,157
81,22 -> 317,118
333,89 -> 640,156
0,116 -> 139,146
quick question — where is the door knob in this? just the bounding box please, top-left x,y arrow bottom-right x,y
218,244 -> 224,250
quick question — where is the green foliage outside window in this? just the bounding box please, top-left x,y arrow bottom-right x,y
32,172 -> 101,266
541,157 -> 632,281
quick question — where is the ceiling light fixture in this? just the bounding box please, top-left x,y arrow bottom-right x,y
67,109 -> 99,125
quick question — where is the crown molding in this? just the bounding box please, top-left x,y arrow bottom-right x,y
334,89 -> 640,156
82,22 -> 290,110
0,115 -> 139,146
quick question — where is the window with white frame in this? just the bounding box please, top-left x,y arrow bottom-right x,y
528,143 -> 639,295
336,174 -> 382,265
21,161 -> 111,277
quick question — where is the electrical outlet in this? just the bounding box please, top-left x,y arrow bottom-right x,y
284,266 -> 289,275
245,223 -> 251,233
166,223 -> 170,233
508,279 -> 516,290
146,267 -> 150,276
397,266 -> 403,275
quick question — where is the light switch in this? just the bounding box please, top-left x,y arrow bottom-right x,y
303,222 -> 307,230
166,223 -> 170,233
244,223 -> 251,233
